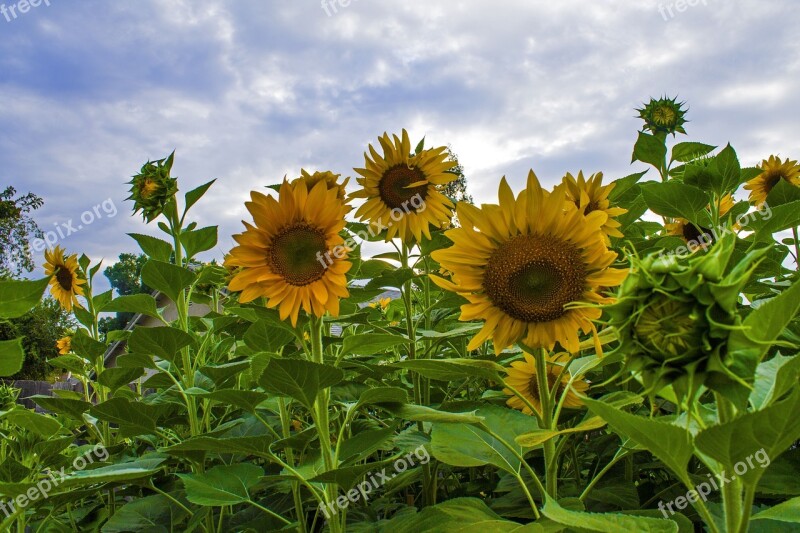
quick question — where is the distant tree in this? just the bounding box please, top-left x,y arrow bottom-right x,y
0,186 -> 43,276
99,253 -> 151,340
0,298 -> 75,380
442,146 -> 474,228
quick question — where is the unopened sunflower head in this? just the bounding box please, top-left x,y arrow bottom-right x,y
431,171 -> 628,355
56,336 -> 72,355
350,129 -> 458,244
293,169 -> 350,201
503,351 -> 589,416
0,382 -> 20,410
127,151 -> 179,222
637,96 -> 688,136
607,232 -> 763,400
743,155 -> 800,206
560,171 -> 627,242
225,178 -> 352,326
43,246 -> 86,312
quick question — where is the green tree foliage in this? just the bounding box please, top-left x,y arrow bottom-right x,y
0,186 -> 43,276
0,297 -> 75,380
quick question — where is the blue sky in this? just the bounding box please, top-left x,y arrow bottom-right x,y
1,0 -> 797,291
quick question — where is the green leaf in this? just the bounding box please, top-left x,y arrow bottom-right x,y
61,456 -> 166,488
393,358 -> 504,382
47,354 -> 89,375
180,226 -> 218,259
0,338 -> 25,377
71,329 -> 107,360
742,200 -> 800,242
379,497 -> 544,532
128,326 -> 196,362
542,496 -> 679,533
97,367 -> 145,391
695,390 -> 800,485
309,458 -> 396,490
193,389 -> 270,414
338,427 -> 396,464
430,405 -> 535,474
632,131 -> 667,170
141,260 -> 196,303
100,294 -> 161,320
89,398 -> 162,438
766,179 -> 800,207
102,493 -> 189,533
184,179 -> 216,213
341,333 -> 408,356
670,142 -> 716,163
751,496 -> 800,523
128,233 -> 173,262
0,278 -> 49,319
640,182 -> 709,223
164,435 -> 272,459
29,396 -> 92,422
244,320 -> 294,352
712,143 -> 741,194
352,387 -> 408,412
749,354 -> 800,410
516,416 -> 607,447
608,172 -> 647,202
2,410 -> 62,437
178,464 -> 263,506
390,404 -> 483,424
584,397 -> 693,485
258,358 -> 343,409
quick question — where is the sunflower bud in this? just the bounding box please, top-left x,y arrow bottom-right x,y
607,233 -> 766,400
292,169 -> 349,200
127,151 -> 179,222
636,96 -> 688,136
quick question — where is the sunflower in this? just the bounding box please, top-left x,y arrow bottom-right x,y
503,352 -> 589,416
368,297 -> 392,311
431,171 -> 628,354
127,152 -> 179,222
561,171 -> 627,241
636,96 -> 688,136
666,193 -> 734,248
292,169 -> 349,200
56,336 -> 72,355
225,178 -> 351,326
350,130 -> 457,243
744,155 -> 800,206
43,246 -> 85,312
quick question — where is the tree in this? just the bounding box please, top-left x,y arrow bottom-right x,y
99,253 -> 151,340
0,298 -> 75,380
442,146 -> 474,228
0,186 -> 43,276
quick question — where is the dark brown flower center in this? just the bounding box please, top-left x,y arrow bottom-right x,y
681,222 -> 712,244
584,200 -> 600,215
483,234 -> 587,323
55,266 -> 74,291
378,165 -> 429,209
268,223 -> 328,286
762,171 -> 784,193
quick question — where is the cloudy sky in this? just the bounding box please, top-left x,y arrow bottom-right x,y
1,0 -> 797,290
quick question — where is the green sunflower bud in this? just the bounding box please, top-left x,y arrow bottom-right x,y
127,151 -> 179,223
636,96 -> 688,136
607,232 -> 768,401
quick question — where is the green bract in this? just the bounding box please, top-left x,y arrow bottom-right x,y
608,233 -> 768,401
637,96 -> 688,136
127,151 -> 179,222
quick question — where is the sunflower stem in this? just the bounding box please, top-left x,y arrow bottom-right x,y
534,348 -> 558,498
793,226 -> 800,270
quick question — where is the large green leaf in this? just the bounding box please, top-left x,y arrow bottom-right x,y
584,397 -> 693,485
61,456 -> 167,489
128,233 -> 173,262
180,226 -> 218,259
192,389 -> 270,414
378,497 -> 543,532
695,390 -> 800,485
0,278 -> 49,319
178,464 -> 263,506
2,410 -> 62,437
102,493 -> 189,533
742,200 -> 800,242
639,181 -> 709,224
0,338 -> 25,377
749,354 -> 800,410
711,143 -> 742,195
100,294 -> 161,320
393,358 -> 505,382
751,496 -> 800,523
164,435 -> 272,459
341,333 -> 408,356
542,496 -> 679,533
632,131 -> 667,170
670,142 -> 716,164
141,260 -> 196,303
128,326 -> 196,362
30,396 -> 92,421
184,179 -> 216,212
89,398 -> 162,438
430,404 -> 536,474
258,358 -> 343,409
244,320 -> 294,352
97,367 -> 145,391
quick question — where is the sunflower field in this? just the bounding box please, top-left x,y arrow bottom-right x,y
1,97 -> 800,533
